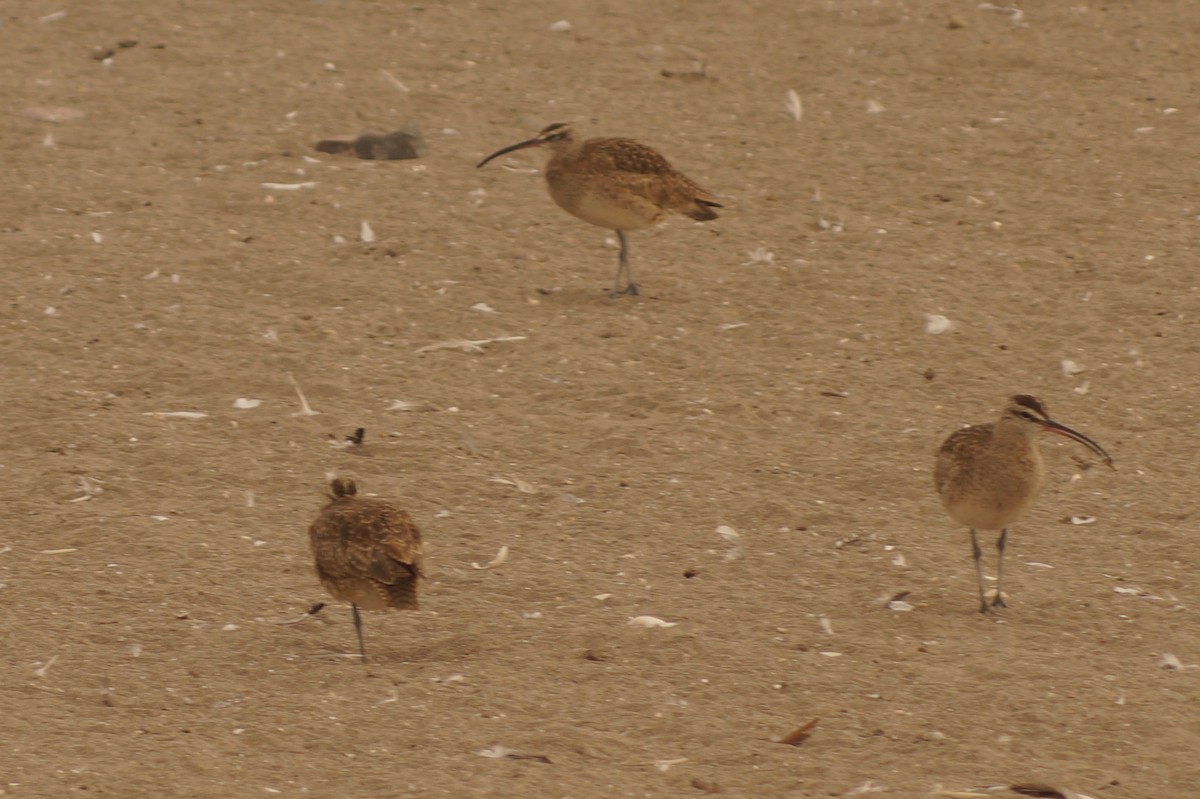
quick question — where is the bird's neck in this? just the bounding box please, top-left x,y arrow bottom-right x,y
990,419 -> 1040,462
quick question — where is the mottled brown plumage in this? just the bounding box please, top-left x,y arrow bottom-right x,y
935,395 -> 1112,613
308,477 -> 423,661
478,122 -> 721,297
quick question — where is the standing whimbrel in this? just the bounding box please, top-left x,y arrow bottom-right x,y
934,395 -> 1113,613
308,478 -> 423,662
477,122 -> 721,298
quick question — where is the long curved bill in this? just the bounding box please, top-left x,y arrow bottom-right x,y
1042,419 -> 1114,468
477,137 -> 542,168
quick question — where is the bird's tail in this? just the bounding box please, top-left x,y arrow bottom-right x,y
685,198 -> 722,222
385,578 -> 420,610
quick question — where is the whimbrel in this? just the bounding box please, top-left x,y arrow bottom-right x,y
477,122 -> 721,297
308,478 -> 423,661
934,395 -> 1113,613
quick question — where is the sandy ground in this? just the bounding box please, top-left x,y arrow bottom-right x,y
3,1 -> 1199,797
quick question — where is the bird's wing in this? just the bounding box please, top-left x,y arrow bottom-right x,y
367,505 -> 424,582
592,138 -> 676,175
934,424 -> 991,493
309,500 -> 422,582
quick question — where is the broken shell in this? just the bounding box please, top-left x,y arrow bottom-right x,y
628,615 -> 677,628
470,545 -> 509,570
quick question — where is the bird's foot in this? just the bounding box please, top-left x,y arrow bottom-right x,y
984,589 -> 1008,609
609,283 -> 640,299
979,587 -> 1008,611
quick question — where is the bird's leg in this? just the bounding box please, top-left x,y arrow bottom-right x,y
610,230 -> 639,298
351,603 -> 368,663
970,529 -> 989,614
992,529 -> 1008,608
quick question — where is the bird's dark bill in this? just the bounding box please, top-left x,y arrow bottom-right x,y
1042,420 -> 1114,466
477,138 -> 541,168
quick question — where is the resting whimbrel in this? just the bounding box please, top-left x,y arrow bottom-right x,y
308,478 -> 423,661
934,395 -> 1113,613
477,122 -> 721,298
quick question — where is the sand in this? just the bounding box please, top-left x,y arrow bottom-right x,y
3,1 -> 1198,796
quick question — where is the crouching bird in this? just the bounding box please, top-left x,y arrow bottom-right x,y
308,478 -> 423,662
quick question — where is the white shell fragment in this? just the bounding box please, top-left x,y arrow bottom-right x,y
489,476 -> 536,493
924,314 -> 954,334
1068,515 -> 1097,525
628,615 -> 677,628
1061,359 -> 1086,376
548,19 -> 572,32
470,545 -> 509,570
1113,586 -> 1165,600
715,524 -> 745,561
33,655 -> 59,678
978,2 -> 1026,26
478,745 -> 514,758
743,246 -> 775,265
144,411 -> 208,420
416,335 -> 526,354
1160,652 -> 1184,670
380,70 -> 410,93
359,221 -> 376,243
784,89 -> 803,122
387,399 -> 436,412
232,398 -> 262,409
70,476 -> 105,502
286,373 -> 320,417
260,182 -> 317,191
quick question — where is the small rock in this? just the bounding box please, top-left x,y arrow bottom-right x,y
313,135 -> 356,155
353,129 -> 424,160
315,125 -> 426,160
